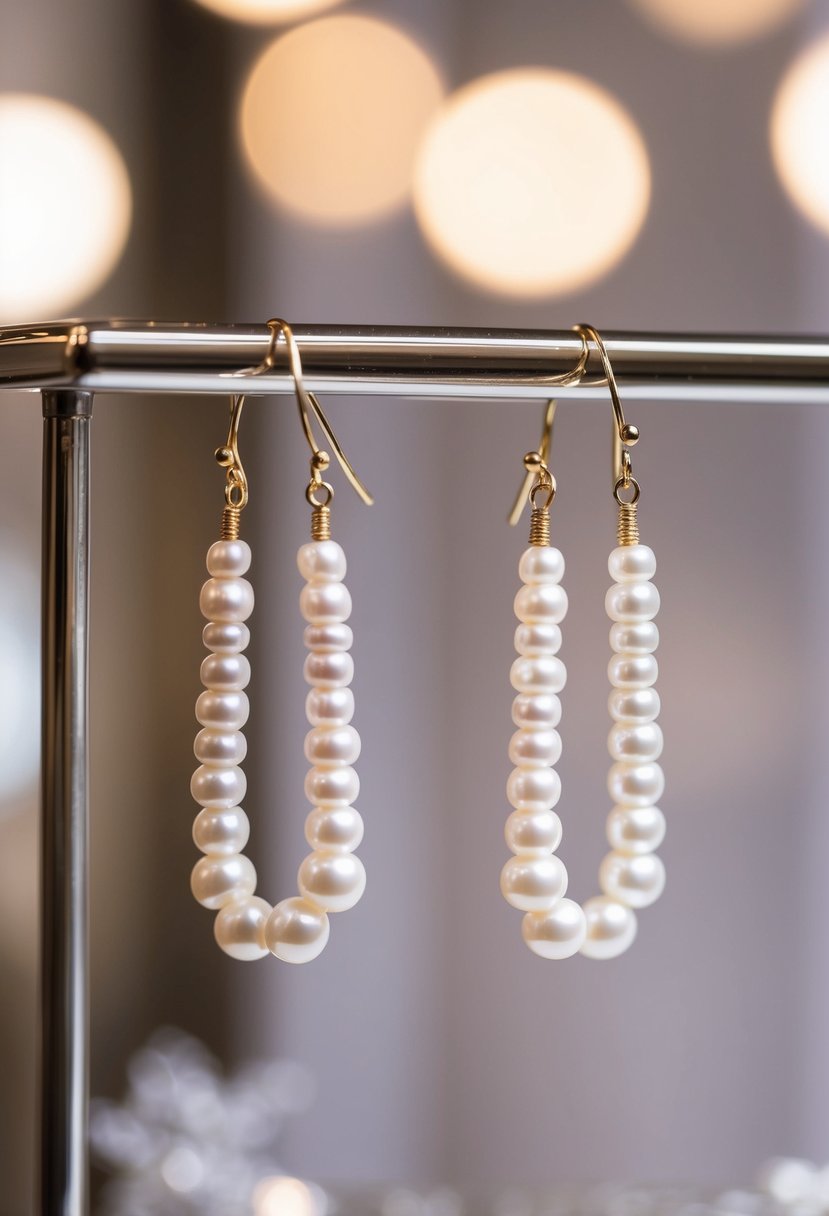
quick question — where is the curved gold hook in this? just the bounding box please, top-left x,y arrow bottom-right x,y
573,324 -> 639,489
508,399 -> 557,526
216,394 -> 249,510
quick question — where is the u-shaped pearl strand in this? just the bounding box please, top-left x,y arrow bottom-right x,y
501,543 -> 665,960
190,537 -> 366,963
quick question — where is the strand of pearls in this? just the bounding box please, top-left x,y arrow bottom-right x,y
501,542 -> 664,960
189,537 -> 365,963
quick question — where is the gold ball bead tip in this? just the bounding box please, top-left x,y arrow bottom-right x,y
621,423 -> 639,445
524,451 -> 543,473
215,446 -> 235,467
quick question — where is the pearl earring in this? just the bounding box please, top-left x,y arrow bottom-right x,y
501,325 -> 665,960
190,319 -> 374,963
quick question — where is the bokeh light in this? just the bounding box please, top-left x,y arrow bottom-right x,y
0,94 -> 131,323
771,31 -> 829,238
253,1176 -> 324,1216
413,69 -> 650,298
191,0 -> 345,23
628,0 -> 803,47
239,15 -> 444,226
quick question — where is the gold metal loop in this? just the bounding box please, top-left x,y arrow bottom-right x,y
614,475 -> 641,506
530,476 -> 556,512
508,399 -> 557,526
306,480 -> 334,508
574,323 -> 640,490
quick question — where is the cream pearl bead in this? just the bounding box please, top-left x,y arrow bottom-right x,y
306,687 -> 355,727
507,766 -> 561,810
202,621 -> 250,654
500,854 -> 567,912
514,623 -> 562,656
303,622 -> 353,653
514,583 -> 568,625
508,728 -> 562,768
607,653 -> 658,690
214,895 -> 271,961
522,899 -> 587,959
300,581 -> 352,624
199,577 -> 254,623
608,761 -> 665,807
303,651 -> 354,689
196,690 -> 250,731
265,896 -> 330,964
206,539 -> 252,578
606,805 -> 666,855
190,853 -> 256,910
608,544 -> 656,583
608,687 -> 660,724
605,581 -> 660,623
190,764 -> 247,809
304,725 -> 361,767
609,621 -> 659,655
200,653 -> 251,691
304,765 -> 360,807
608,722 -> 664,763
580,896 -> 638,960
599,851 -> 666,909
510,656 -> 566,695
512,693 -> 562,731
505,809 -> 562,856
518,546 -> 564,585
298,851 -> 366,913
297,540 -> 347,583
305,806 -> 365,852
193,806 -> 250,856
193,728 -> 247,767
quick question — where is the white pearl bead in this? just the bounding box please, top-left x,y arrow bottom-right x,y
193,728 -> 247,767
298,851 -> 366,912
509,728 -> 561,768
214,895 -> 271,961
580,896 -> 638,960
299,581 -> 352,624
303,651 -> 354,688
190,853 -> 257,909
510,656 -> 566,695
500,854 -> 567,912
512,693 -> 562,731
303,622 -> 353,653
522,899 -> 587,959
608,544 -> 656,583
505,809 -> 562,856
605,581 -> 660,623
514,583 -> 568,625
514,623 -> 562,656
297,540 -> 347,583
305,806 -> 364,852
608,722 -> 664,763
202,621 -> 250,654
306,686 -> 355,727
518,546 -> 565,585
607,654 -> 658,690
206,539 -> 252,577
190,764 -> 247,809
304,765 -> 360,806
304,725 -> 361,767
199,577 -> 254,623
265,896 -> 330,963
609,621 -> 659,655
606,805 -> 666,855
507,766 -> 561,810
200,653 -> 251,691
608,761 -> 665,807
193,806 -> 250,855
599,851 -> 666,908
608,687 -> 661,723
195,690 -> 250,731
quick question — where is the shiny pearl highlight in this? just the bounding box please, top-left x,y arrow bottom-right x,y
608,721 -> 664,762
193,728 -> 248,767
297,540 -> 347,582
500,854 -> 567,912
199,577 -> 254,622
518,545 -> 564,584
514,583 -> 568,624
509,728 -> 562,768
580,895 -> 638,960
299,581 -> 352,624
193,806 -> 251,856
605,580 -> 660,623
306,686 -> 355,726
207,539 -> 252,577
606,805 -> 666,855
298,851 -> 366,912
190,854 -> 257,909
265,896 -> 330,964
599,851 -> 666,908
512,692 -> 561,730
608,687 -> 660,723
214,895 -> 271,960
514,623 -> 562,656
608,761 -> 665,807
608,544 -> 656,582
200,653 -> 251,690
507,765 -> 561,810
203,621 -> 250,654
505,808 -> 562,856
522,898 -> 586,959
510,655 -> 566,694
190,764 -> 247,809
305,805 -> 365,852
304,725 -> 361,766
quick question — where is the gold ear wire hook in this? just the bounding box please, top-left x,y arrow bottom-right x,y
508,399 -> 557,526
573,323 -> 639,489
215,392 -> 249,513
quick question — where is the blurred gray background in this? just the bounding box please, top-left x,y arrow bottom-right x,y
2,0 -> 829,1212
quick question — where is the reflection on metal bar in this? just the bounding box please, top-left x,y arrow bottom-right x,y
1,321 -> 829,401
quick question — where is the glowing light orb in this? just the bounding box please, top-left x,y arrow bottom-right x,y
0,94 -> 131,323
771,32 -> 829,238
191,0 -> 345,23
413,69 -> 650,298
253,1176 -> 324,1216
628,0 -> 803,46
239,15 -> 444,225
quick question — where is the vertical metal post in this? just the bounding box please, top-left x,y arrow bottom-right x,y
39,391 -> 93,1216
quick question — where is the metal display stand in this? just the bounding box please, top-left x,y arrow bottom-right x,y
2,319 -> 829,1216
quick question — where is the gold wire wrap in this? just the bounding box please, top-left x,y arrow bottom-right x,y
311,504 -> 332,541
529,505 -> 551,547
617,499 -> 639,546
220,504 -> 242,540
